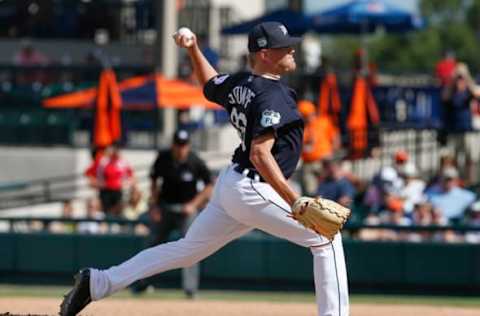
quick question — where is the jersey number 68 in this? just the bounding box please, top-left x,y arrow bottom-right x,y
230,107 -> 247,151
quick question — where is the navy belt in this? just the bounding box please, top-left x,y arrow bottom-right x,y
233,165 -> 265,182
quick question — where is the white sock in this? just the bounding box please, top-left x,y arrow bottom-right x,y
89,268 -> 111,301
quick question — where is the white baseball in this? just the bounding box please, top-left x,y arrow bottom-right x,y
176,27 -> 194,46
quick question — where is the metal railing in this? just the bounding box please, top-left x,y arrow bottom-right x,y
1,216 -> 479,234
0,165 -> 151,210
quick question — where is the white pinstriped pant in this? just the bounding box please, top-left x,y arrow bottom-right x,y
90,164 -> 349,316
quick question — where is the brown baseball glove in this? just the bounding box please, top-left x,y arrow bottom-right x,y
291,197 -> 351,240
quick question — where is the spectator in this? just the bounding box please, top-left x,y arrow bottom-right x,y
441,63 -> 480,175
392,150 -> 409,173
408,200 -> 453,242
298,99 -> 340,196
132,129 -> 213,298
412,199 -> 433,226
123,186 -> 148,220
426,154 -> 458,190
380,211 -> 412,241
125,191 -> 151,235
363,166 -> 403,214
77,197 -> 106,234
85,143 -> 136,217
84,146 -> 104,182
431,208 -> 456,242
435,50 -> 456,87
426,167 -> 476,223
377,198 -> 412,241
13,39 -> 49,66
409,200 -> 434,242
465,201 -> 480,243
358,212 -> 382,240
49,200 -> 76,233
397,162 -> 426,215
316,159 -> 355,208
13,39 -> 50,84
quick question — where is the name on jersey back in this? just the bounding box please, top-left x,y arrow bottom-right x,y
228,86 -> 256,109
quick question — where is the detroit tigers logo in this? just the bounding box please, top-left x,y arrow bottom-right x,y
260,109 -> 281,127
279,25 -> 288,35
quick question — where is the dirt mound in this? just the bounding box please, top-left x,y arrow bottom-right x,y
0,297 -> 479,316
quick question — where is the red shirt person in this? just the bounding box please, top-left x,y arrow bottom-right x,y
435,51 -> 456,86
85,144 -> 135,216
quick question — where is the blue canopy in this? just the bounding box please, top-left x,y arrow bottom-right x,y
311,0 -> 424,34
221,8 -> 310,35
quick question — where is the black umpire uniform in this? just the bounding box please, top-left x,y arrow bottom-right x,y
149,129 -> 212,245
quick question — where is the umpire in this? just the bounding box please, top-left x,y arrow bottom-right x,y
137,129 -> 213,298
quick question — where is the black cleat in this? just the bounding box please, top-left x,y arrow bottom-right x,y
129,279 -> 150,295
59,269 -> 92,316
185,289 -> 196,300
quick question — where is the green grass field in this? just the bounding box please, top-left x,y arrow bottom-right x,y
0,284 -> 479,308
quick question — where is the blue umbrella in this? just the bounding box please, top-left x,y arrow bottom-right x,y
221,8 -> 310,35
311,0 -> 424,34
310,0 -> 425,73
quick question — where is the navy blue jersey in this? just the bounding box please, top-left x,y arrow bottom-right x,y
204,72 -> 304,179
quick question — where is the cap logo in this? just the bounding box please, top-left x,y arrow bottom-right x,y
178,130 -> 188,140
257,37 -> 267,47
279,25 -> 288,35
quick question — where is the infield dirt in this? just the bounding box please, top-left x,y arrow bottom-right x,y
1,297 -> 479,316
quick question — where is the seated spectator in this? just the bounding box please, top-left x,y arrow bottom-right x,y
358,212 -> 382,240
426,167 -> 476,223
411,199 -> 434,226
393,150 -> 409,174
123,187 -> 150,235
77,197 -> 106,234
409,200 -> 452,242
465,201 -> 480,243
426,154 -> 458,190
431,208 -> 458,242
49,200 -> 76,233
409,200 -> 434,242
13,39 -> 50,84
363,166 -> 403,214
316,159 -> 355,208
397,163 -> 426,215
123,186 -> 148,220
377,206 -> 412,241
13,39 -> 49,66
376,174 -> 413,240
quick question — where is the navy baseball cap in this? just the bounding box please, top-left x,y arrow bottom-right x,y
173,129 -> 190,145
248,22 -> 302,53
